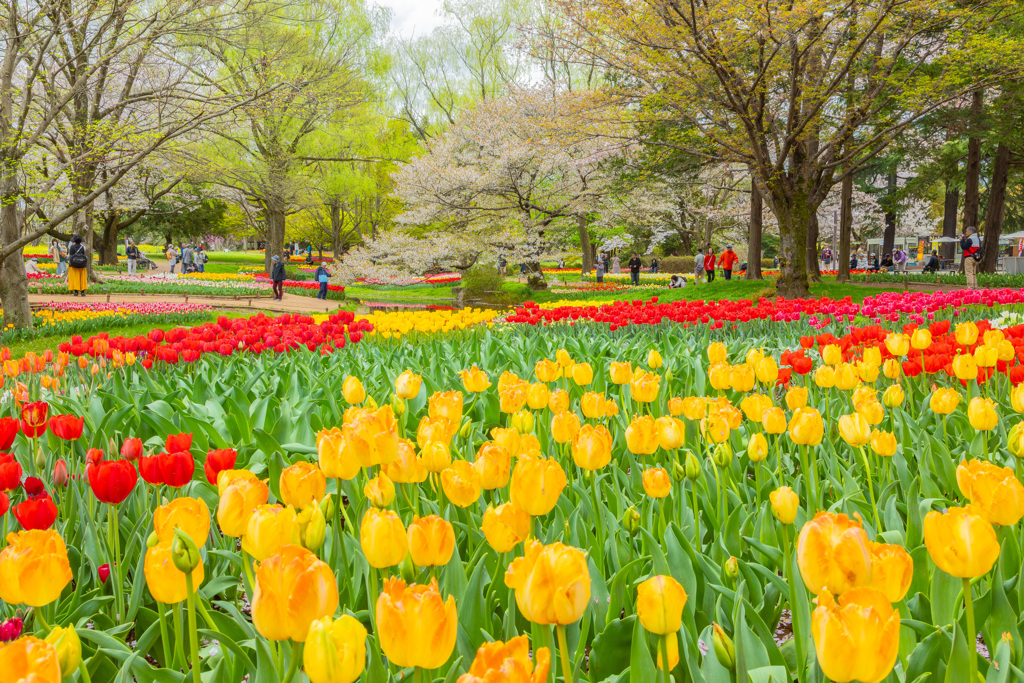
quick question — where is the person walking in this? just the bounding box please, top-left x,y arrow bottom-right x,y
703,248 -> 716,282
181,244 -> 194,273
166,244 -> 178,273
314,262 -> 331,300
67,235 -> 89,296
497,256 -> 507,276
271,254 -> 286,300
694,248 -> 705,284
611,254 -> 621,275
628,252 -> 643,285
961,227 -> 981,288
718,246 -> 739,280
50,239 -> 67,277
125,239 -> 139,276
595,253 -> 606,283
196,246 -> 207,273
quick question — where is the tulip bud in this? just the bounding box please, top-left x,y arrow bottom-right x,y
622,506 -> 641,535
684,451 -> 701,481
147,531 -> 160,548
34,445 -> 45,470
459,420 -> 472,440
97,564 -> 110,584
712,443 -> 733,469
724,556 -> 740,584
400,553 -> 416,583
53,459 -> 69,488
713,623 -> 736,671
320,493 -> 336,521
512,410 -> 534,434
45,624 -> 82,674
365,395 -> 379,410
664,368 -> 673,383
391,395 -> 406,416
171,529 -> 202,574
303,501 -> 327,551
671,460 -> 686,482
1010,423 -> 1024,459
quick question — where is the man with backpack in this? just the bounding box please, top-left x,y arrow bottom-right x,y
271,254 -> 286,300
962,227 -> 982,288
314,263 -> 331,300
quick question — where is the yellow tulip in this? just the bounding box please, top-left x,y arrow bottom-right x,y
708,342 -> 727,365
956,459 -> 1024,526
505,540 -> 590,625
797,512 -> 872,595
499,384 -> 528,415
869,430 -> 897,457
630,370 -> 660,403
377,577 -> 458,669
881,385 -> 904,408
856,361 -> 879,383
701,413 -> 730,444
551,411 -> 581,444
929,388 -> 960,415
408,515 -> 456,567
951,353 -> 978,382
459,366 -> 491,393
510,456 -> 566,516
730,363 -> 755,392
997,340 -> 1015,362
421,440 -> 453,473
218,475 -> 270,538
636,575 -> 687,635
242,504 -> 300,561
360,508 -> 408,569
279,462 -> 327,510
667,397 -> 685,416
910,328 -> 932,351
527,383 -> 551,410
740,394 -> 772,423
1012,383 -> 1024,413
655,416 -> 685,451
0,636 -> 62,683
580,392 -> 607,419
642,467 -> 671,498
682,396 -> 706,420
656,635 -> 679,673
708,364 -> 732,391
304,615 -> 367,683
571,362 -> 594,386
884,333 -> 909,357
812,587 -> 900,683
785,386 -> 808,411
821,344 -> 842,366
968,396 -> 998,431
572,424 -> 613,470
813,365 -> 835,389
556,349 -> 573,367
853,387 -> 876,409
317,427 -> 361,481
769,486 -> 799,524
548,389 -> 570,414
417,416 -> 454,448
869,542 -> 913,603
216,469 -> 258,494
609,361 -> 633,385
755,356 -> 779,384
788,407 -> 824,446
473,443 -> 512,490
0,530 -> 72,607
497,371 -> 524,394
364,471 -> 395,508
984,329 -> 1006,346
382,439 -> 428,484
924,505 -> 999,578
862,347 -> 882,367
394,370 -> 422,399
833,363 -> 859,391
429,390 -> 464,425
344,407 -> 400,467
535,359 -> 562,383
481,503 -> 530,552
955,321 -> 979,346
252,545 -> 338,642
144,542 -> 205,604
838,413 -> 870,447
342,376 -> 365,404
882,359 -> 901,380
44,624 -> 81,676
647,349 -> 663,369
440,460 -> 483,508
626,415 -> 660,455
747,433 -> 768,463
762,407 -> 787,434
974,344 -> 998,368
458,635 -> 550,683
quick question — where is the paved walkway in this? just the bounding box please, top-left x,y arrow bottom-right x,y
28,292 -> 343,314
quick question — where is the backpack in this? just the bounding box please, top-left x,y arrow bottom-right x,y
68,244 -> 88,268
961,236 -> 984,261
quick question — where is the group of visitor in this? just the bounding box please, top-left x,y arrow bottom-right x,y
694,245 -> 740,283
166,243 -> 208,274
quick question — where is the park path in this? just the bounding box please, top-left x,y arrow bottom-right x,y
28,292 -> 342,315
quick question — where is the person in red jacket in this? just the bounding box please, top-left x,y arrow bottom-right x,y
703,248 -> 716,282
718,246 -> 739,280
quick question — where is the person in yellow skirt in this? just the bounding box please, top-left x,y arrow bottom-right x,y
67,235 -> 89,296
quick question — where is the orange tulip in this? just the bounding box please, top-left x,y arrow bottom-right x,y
457,635 -> 550,683
382,439 -> 428,484
535,359 -> 561,383
510,456 -> 566,517
481,503 -> 531,553
550,411 -> 580,444
0,530 -> 72,607
473,443 -> 512,490
441,460 -> 483,507
429,390 -> 464,424
956,459 -> 1024,526
279,462 -> 327,510
642,467 -> 671,498
359,507 -> 408,569
459,366 -> 491,393
572,424 -> 613,470
812,588 -> 900,683
377,577 -> 458,669
252,545 -> 338,642
408,515 -> 455,567
548,389 -> 570,414
218,475 -> 270,538
923,505 -> 999,578
0,635 -> 62,683
868,542 -> 913,602
504,540 -> 590,625
317,427 -> 361,481
797,512 -> 872,595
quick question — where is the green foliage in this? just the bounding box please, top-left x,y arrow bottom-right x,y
135,187 -> 228,245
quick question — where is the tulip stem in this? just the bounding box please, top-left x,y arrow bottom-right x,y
185,572 -> 201,683
589,474 -> 605,571
33,606 -> 50,634
963,577 -> 978,683
414,667 -> 422,683
691,479 -> 701,549
858,447 -> 882,535
368,568 -> 380,637
78,660 -> 93,683
158,604 -> 172,667
556,624 -> 574,683
281,640 -> 302,683
660,635 -> 671,683
173,602 -> 186,671
110,505 -> 123,622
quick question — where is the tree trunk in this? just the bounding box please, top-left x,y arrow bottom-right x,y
578,214 -> 593,274
963,89 -> 984,231
806,211 -> 821,282
264,199 -> 286,275
745,179 -> 762,280
329,201 -> 343,259
0,170 -> 32,328
97,213 -> 119,266
882,172 -> 897,256
837,173 -> 853,283
980,143 -> 1010,273
942,184 -> 959,261
775,199 -> 812,298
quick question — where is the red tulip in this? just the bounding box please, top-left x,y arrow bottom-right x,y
138,455 -> 164,485
159,451 -> 194,488
0,418 -> 19,450
0,454 -> 21,491
97,563 -> 110,584
203,448 -> 237,485
0,491 -> 8,515
53,460 -> 69,488
120,437 -> 143,462
48,414 -> 83,440
165,433 -> 193,453
23,476 -> 43,496
13,492 -> 57,530
88,459 -> 138,504
19,401 -> 48,438
87,448 -> 104,466
0,617 -> 23,642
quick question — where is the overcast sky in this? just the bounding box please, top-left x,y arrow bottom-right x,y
376,0 -> 449,36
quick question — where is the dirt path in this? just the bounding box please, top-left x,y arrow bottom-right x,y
28,292 -> 343,314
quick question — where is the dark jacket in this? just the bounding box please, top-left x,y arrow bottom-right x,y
271,262 -> 286,282
628,257 -> 642,273
126,245 -> 139,260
